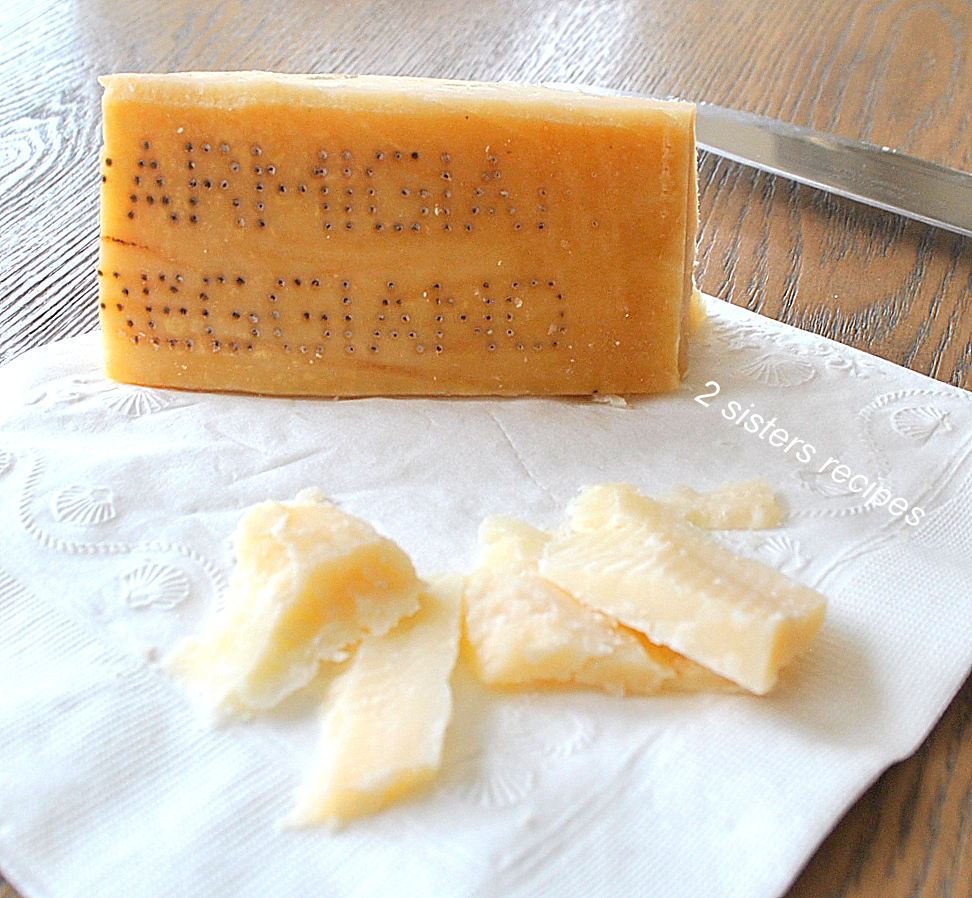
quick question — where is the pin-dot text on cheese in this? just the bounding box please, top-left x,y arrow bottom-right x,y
97,72 -> 698,397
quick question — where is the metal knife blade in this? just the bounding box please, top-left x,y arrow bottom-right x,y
693,103 -> 972,238
540,81 -> 972,238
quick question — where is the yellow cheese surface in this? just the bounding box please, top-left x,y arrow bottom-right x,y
164,489 -> 420,717
163,481 -> 823,827
464,516 -> 732,694
538,483 -> 826,694
290,575 -> 463,827
658,478 -> 782,529
97,72 -> 698,396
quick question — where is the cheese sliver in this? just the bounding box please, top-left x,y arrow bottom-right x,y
463,516 -> 733,694
658,478 -> 782,529
164,489 -> 420,718
97,72 -> 698,397
289,574 -> 464,827
537,483 -> 826,694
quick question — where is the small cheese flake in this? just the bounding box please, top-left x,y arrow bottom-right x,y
164,490 -> 420,718
538,483 -> 826,694
658,477 -> 781,529
463,516 -> 731,695
590,393 -> 627,407
688,287 -> 707,332
289,575 -> 464,827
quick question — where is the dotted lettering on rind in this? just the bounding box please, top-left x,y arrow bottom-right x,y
98,124 -> 637,378
115,132 -> 567,239
101,268 -> 569,361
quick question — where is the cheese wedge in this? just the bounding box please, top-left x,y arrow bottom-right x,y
96,72 -> 698,396
290,575 -> 463,827
538,483 -> 826,694
165,489 -> 420,718
463,516 -> 733,694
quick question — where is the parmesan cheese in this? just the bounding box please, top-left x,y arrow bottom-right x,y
290,575 -> 463,827
658,478 -> 782,529
96,72 -> 698,397
164,489 -> 420,718
163,479 -> 824,828
463,515 -> 733,694
537,483 -> 826,694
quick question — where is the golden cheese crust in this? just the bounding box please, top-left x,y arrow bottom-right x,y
97,72 -> 698,397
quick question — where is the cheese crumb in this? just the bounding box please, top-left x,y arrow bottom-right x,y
658,478 -> 781,529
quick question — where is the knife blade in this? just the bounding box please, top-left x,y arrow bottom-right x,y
694,103 -> 972,238
540,81 -> 972,238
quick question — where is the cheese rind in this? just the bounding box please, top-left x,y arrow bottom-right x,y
463,515 -> 734,694
164,490 -> 420,717
97,72 -> 698,396
537,483 -> 826,694
289,574 -> 464,827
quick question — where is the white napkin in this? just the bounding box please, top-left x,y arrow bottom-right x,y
2,295 -> 972,898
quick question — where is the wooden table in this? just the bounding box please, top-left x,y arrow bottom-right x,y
2,0 -> 970,894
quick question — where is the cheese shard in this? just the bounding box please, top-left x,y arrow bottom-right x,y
289,575 -> 463,827
537,483 -> 826,694
463,516 -> 733,694
164,489 -> 420,718
96,72 -> 698,397
658,478 -> 782,529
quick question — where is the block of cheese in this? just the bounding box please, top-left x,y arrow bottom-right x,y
96,71 -> 698,397
164,489 -> 420,718
537,483 -> 826,694
289,574 -> 463,827
658,478 -> 782,529
463,515 -> 733,694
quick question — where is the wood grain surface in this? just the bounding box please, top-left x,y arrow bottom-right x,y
1,0 -> 971,895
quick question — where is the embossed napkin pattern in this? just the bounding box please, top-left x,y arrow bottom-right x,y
1,297 -> 971,898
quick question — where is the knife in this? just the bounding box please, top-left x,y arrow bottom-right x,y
541,81 -> 972,239
694,102 -> 972,238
